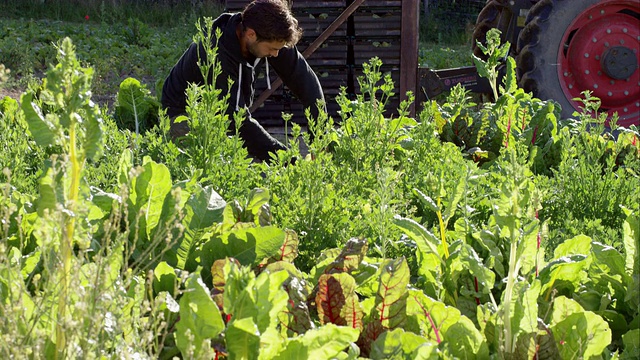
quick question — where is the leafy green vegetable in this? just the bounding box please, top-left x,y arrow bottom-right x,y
114,77 -> 160,133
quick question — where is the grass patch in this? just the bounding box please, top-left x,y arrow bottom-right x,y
0,0 -> 224,27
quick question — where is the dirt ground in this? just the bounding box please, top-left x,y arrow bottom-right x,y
0,87 -> 24,102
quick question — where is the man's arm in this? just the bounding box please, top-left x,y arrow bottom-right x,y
268,46 -> 326,120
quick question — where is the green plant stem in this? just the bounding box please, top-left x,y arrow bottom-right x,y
502,205 -> 521,355
436,198 -> 449,259
56,121 -> 81,358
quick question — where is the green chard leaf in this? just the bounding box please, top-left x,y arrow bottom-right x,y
406,289 -> 460,344
445,315 -> 490,359
370,328 -> 430,360
200,225 -> 286,269
225,317 -> 260,360
622,208 -> 639,311
374,257 -> 410,330
175,273 -> 224,358
272,324 -> 359,360
152,261 -> 178,296
551,296 -> 612,359
359,257 -> 410,356
167,184 -> 226,270
127,158 -> 172,243
621,329 -> 640,359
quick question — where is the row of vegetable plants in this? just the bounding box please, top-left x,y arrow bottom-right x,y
0,25 -> 638,359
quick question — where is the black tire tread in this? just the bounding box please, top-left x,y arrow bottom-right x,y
515,0 -> 554,97
472,0 -> 512,59
514,0 -> 606,120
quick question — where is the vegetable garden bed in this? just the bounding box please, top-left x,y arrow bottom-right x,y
1,14 -> 639,360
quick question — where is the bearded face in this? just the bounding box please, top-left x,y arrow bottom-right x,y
246,37 -> 287,58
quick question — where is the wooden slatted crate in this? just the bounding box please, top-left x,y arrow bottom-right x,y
223,0 -> 418,126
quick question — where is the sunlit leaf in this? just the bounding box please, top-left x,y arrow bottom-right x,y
272,324 -> 359,360
316,273 -> 363,330
175,273 -> 224,358
20,93 -> 57,147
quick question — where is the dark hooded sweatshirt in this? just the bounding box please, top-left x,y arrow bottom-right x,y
161,12 -> 325,161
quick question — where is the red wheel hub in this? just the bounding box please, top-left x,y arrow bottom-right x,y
558,0 -> 640,127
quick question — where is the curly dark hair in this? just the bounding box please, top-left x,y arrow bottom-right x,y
241,0 -> 302,46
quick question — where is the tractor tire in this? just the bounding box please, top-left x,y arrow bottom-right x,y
516,0 -> 640,127
472,0 -> 514,59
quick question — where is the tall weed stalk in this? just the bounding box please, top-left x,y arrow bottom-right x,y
2,37 -> 178,358
175,17 -> 261,200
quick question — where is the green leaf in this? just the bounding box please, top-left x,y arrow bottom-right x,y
501,57 -> 517,94
622,209 -> 640,312
392,215 -> 444,265
117,148 -> 133,187
374,257 -> 410,330
117,78 -> 151,116
173,184 -> 226,269
539,255 -> 589,298
252,269 -> 289,334
506,280 -> 541,354
175,273 -> 224,358
272,229 -> 299,263
82,101 -> 103,161
200,226 -> 286,267
114,76 -> 160,132
272,324 -> 360,360
35,163 -> 64,217
553,234 -> 593,264
316,272 -> 363,330
551,311 -> 611,359
409,342 -> 439,360
621,329 -> 640,360
442,179 -> 465,224
153,261 -> 178,296
223,267 -> 289,359
245,188 -> 270,217
90,187 -> 121,216
457,243 -> 496,296
622,208 -> 639,275
127,159 -> 173,242
407,289 -> 460,343
551,296 -> 585,326
591,242 -> 626,278
221,259 -> 253,316
20,93 -> 57,147
413,188 -> 439,213
445,315 -> 490,359
370,328 -> 430,360
225,317 -> 260,360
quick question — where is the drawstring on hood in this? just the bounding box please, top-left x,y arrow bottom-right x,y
266,60 -> 271,90
236,63 -> 243,111
236,58 -> 266,111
